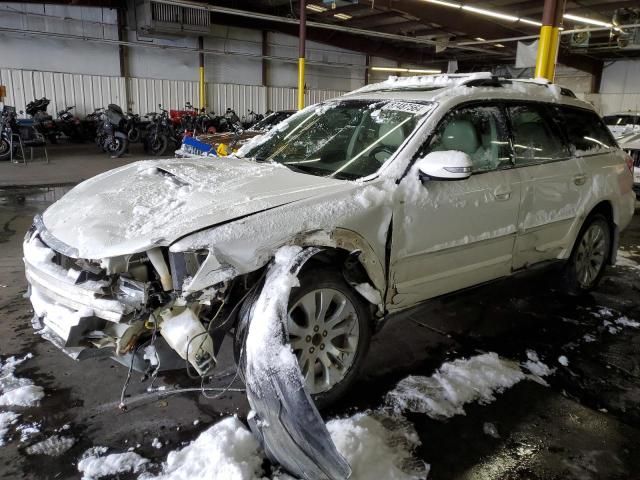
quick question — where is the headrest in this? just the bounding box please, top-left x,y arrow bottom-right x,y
441,119 -> 479,154
379,123 -> 405,148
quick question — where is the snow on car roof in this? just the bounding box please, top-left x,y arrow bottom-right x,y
343,72 -> 593,110
618,132 -> 640,150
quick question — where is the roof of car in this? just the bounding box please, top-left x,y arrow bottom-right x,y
618,132 -> 640,149
342,72 -> 595,111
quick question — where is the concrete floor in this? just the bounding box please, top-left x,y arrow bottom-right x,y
0,143 -> 166,188
0,185 -> 639,479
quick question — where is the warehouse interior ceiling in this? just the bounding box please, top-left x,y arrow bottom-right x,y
7,0 -> 640,76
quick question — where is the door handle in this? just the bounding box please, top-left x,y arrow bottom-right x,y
494,191 -> 511,201
573,174 -> 587,186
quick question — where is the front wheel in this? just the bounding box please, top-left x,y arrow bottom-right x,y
148,134 -> 168,156
563,214 -> 611,293
235,268 -> 372,409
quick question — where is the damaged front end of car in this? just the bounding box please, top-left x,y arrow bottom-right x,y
23,214 -> 247,378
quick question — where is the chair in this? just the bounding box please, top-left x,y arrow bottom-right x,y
10,129 -> 49,165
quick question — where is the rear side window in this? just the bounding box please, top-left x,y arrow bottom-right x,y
555,106 -> 616,154
507,104 -> 569,165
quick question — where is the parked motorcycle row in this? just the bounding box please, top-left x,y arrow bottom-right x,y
2,97 -> 270,159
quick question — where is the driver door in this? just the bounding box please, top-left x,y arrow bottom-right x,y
389,103 -> 522,311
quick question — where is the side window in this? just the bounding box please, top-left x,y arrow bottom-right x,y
507,104 -> 569,165
555,106 -> 617,154
427,105 -> 511,173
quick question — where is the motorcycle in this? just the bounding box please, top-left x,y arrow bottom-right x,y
241,110 -> 264,130
124,111 -> 145,143
25,97 -> 59,143
56,106 -> 85,143
83,107 -> 104,143
96,104 -> 129,158
143,105 -> 177,156
0,107 -> 18,161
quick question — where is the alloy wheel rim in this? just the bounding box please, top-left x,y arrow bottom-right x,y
288,288 -> 359,395
575,223 -> 607,288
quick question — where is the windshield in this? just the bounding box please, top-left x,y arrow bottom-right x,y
239,100 -> 432,180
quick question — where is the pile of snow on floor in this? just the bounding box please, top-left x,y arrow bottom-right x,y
0,354 -> 45,407
26,435 -> 75,456
327,412 -> 429,480
386,353 -> 525,418
139,416 -> 265,480
0,411 -> 20,446
142,412 -> 428,480
78,447 -> 149,480
522,350 -> 555,378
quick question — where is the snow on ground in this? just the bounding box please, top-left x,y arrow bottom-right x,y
616,249 -> 639,268
0,411 -> 20,446
138,416 -> 264,480
558,356 -> 570,367
25,435 -> 75,456
140,412 -> 428,480
522,350 -> 556,378
0,354 -> 45,407
386,353 -> 526,418
77,448 -> 150,480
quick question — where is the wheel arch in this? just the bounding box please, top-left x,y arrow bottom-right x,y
582,200 -> 617,265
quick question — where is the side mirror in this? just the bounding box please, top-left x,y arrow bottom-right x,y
416,151 -> 473,181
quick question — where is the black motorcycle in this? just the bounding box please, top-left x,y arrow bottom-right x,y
143,105 -> 177,156
83,107 -> 104,142
96,104 -> 129,158
25,97 -> 59,143
241,110 -> 264,130
56,106 -> 85,143
0,107 -> 18,161
124,111 -> 145,143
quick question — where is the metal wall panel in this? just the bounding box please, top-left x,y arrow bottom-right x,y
1,68 -> 347,120
0,68 -> 126,118
127,77 -> 200,115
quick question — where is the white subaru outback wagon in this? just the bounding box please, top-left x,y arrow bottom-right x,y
24,73 -> 636,409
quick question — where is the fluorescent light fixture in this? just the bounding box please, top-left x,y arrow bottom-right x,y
494,43 -> 505,48
422,0 -> 460,8
306,4 -> 327,13
563,13 -> 612,28
519,18 -> 542,27
474,37 -> 485,41
461,5 -> 518,22
371,66 -> 441,74
333,13 -> 352,20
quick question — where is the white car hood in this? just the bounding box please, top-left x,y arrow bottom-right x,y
42,157 -> 353,259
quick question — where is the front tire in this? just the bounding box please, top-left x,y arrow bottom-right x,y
234,268 -> 372,409
0,138 -> 11,161
563,214 -> 611,293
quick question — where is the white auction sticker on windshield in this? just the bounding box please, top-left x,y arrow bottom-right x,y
381,101 -> 431,115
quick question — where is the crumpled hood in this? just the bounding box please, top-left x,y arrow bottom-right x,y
42,157 -> 353,259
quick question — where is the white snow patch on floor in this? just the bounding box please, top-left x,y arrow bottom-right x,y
327,412 -> 429,480
522,350 -> 556,378
78,448 -> 149,479
386,353 -> 525,418
138,416 -> 265,480
558,356 -> 569,367
17,421 -> 40,442
0,411 -> 20,446
0,354 -> 45,407
141,413 -> 428,480
615,316 -> 640,328
25,435 -> 75,456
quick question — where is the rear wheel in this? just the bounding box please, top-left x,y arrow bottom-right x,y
107,136 -> 128,158
563,214 -> 611,293
0,138 -> 11,161
234,268 -> 371,409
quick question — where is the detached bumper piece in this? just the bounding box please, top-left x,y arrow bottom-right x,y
239,248 -> 351,480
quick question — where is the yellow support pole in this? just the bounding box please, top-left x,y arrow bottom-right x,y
199,66 -> 205,110
297,58 -> 305,110
534,0 -> 565,82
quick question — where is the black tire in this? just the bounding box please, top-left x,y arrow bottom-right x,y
107,137 -> 128,158
0,138 -> 11,161
234,267 -> 372,409
128,128 -> 141,143
563,213 -> 611,294
148,134 -> 168,156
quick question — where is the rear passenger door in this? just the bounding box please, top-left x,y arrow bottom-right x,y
508,103 -> 583,269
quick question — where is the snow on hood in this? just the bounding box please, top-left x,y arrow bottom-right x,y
41,157 -> 352,259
